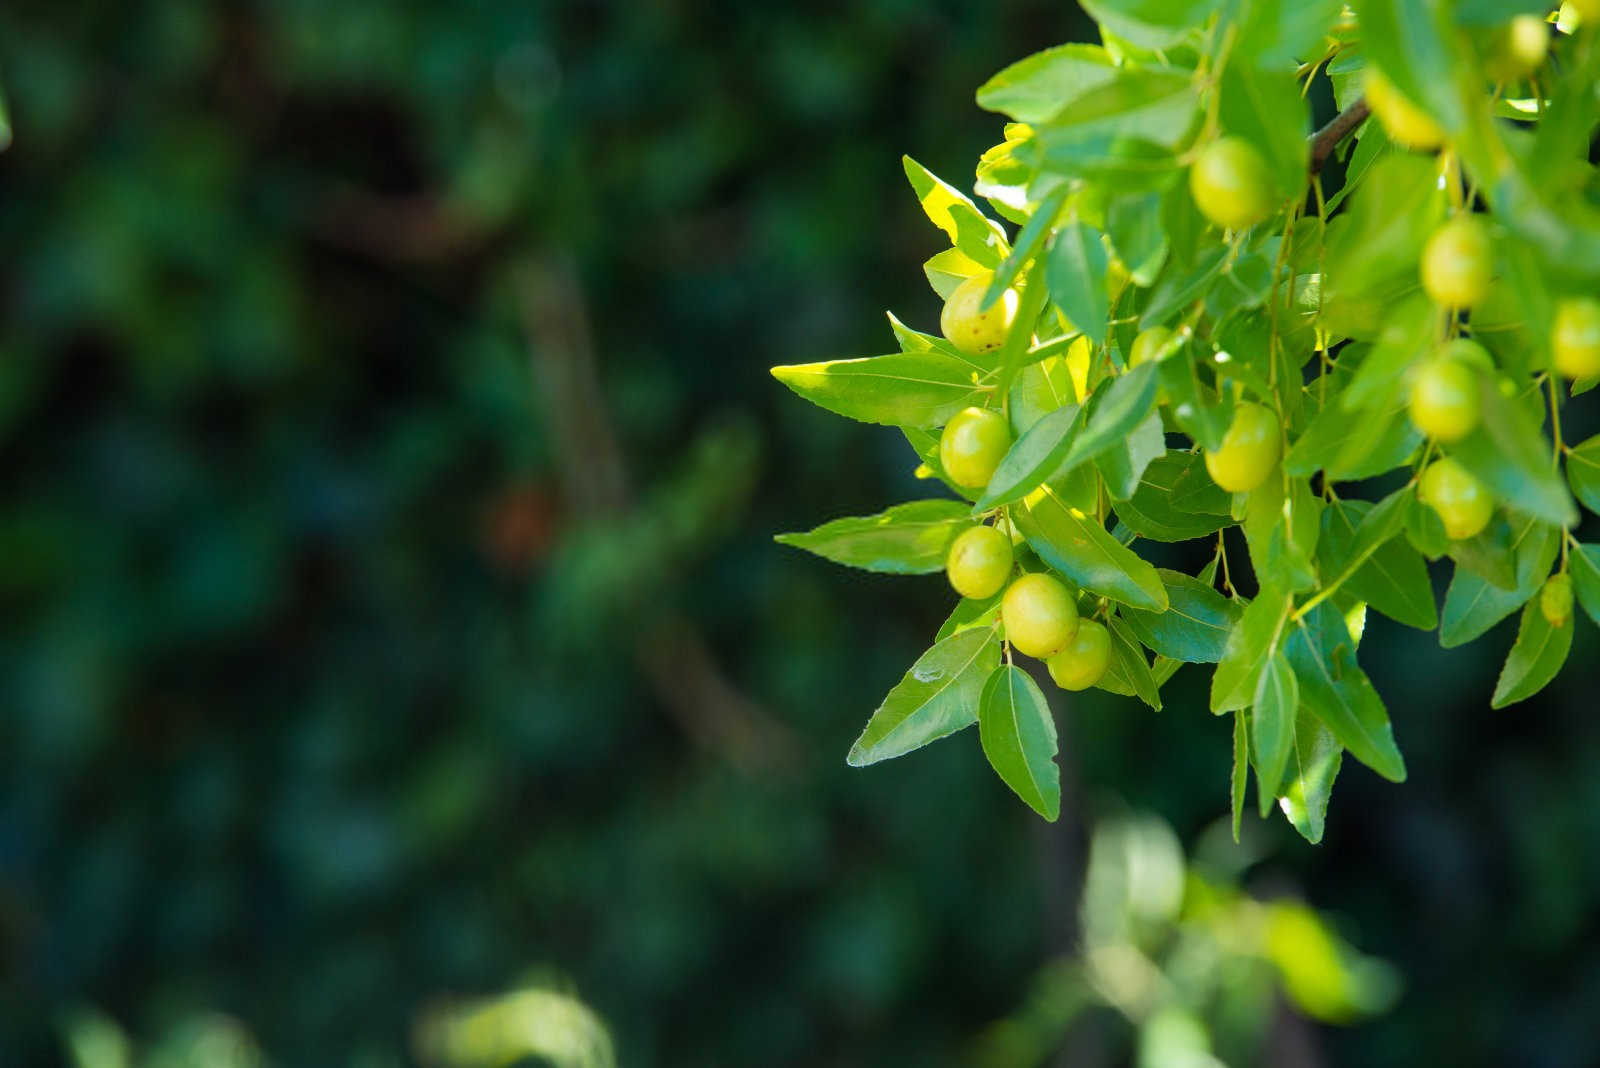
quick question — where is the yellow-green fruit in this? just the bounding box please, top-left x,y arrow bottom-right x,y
1204,402 -> 1282,493
1129,326 -> 1172,368
1001,573 -> 1080,659
939,407 -> 1012,489
1419,457 -> 1495,540
946,525 -> 1014,600
1409,357 -> 1481,442
940,273 -> 1020,356
1487,15 -> 1550,81
1046,619 -> 1111,691
1552,297 -> 1600,379
1189,137 -> 1276,231
1422,216 -> 1493,310
1541,574 -> 1574,627
1364,66 -> 1445,151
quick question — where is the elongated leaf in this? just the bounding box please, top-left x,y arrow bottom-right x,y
1232,710 -> 1249,843
1121,569 -> 1240,664
1279,711 -> 1342,845
1053,363 -> 1161,479
1016,484 -> 1168,611
1077,0 -> 1214,48
1318,491 -> 1437,630
849,627 -> 1002,765
1284,603 -> 1406,783
776,500 -> 973,574
1048,222 -> 1111,345
1253,651 -> 1299,799
1106,192 -> 1168,286
903,155 -> 1009,263
1445,513 -> 1517,590
1218,62 -> 1307,199
1567,433 -> 1600,514
1212,585 -> 1290,713
1491,600 -> 1573,709
979,664 -> 1061,819
1108,617 -> 1162,710
978,402 -> 1084,510
935,593 -> 1004,642
1115,451 -> 1232,542
1570,544 -> 1600,627
1440,516 -> 1560,647
1095,409 -> 1167,501
1451,379 -> 1577,528
976,43 -> 1118,123
771,352 -> 989,428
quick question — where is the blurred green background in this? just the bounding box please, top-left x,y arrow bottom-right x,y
3,2 -> 1600,1065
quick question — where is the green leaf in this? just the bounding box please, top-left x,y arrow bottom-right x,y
1016,484 -> 1168,611
1445,513 -> 1518,589
1218,61 -> 1308,199
1115,450 -> 1233,540
1107,617 -> 1163,710
976,43 -> 1118,123
1048,221 -> 1111,345
1491,600 -> 1573,709
1008,352 -> 1079,435
1450,378 -> 1577,529
1440,515 -> 1560,647
902,426 -> 980,502
1094,409 -> 1166,500
903,155 -> 1010,264
1569,544 -> 1600,627
1253,651 -> 1299,800
1232,710 -> 1249,843
1317,490 -> 1437,630
1351,0 -> 1473,136
1278,711 -> 1343,845
977,402 -> 1084,511
924,246 -> 990,299
1078,0 -> 1214,47
771,351 -> 989,428
1321,155 -> 1446,328
1141,246 -> 1228,328
1120,569 -> 1241,664
1106,192 -> 1169,286
1284,602 -> 1406,783
1566,432 -> 1600,515
1033,67 -> 1199,150
987,187 -> 1070,305
1234,0 -> 1344,67
979,664 -> 1061,820
848,626 -> 1002,766
935,593 -> 1004,642
1212,585 -> 1290,713
776,500 -> 974,574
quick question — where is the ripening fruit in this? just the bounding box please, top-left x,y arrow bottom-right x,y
941,273 -> 1020,356
1422,216 -> 1493,310
946,525 -> 1014,600
1486,15 -> 1550,81
1419,457 -> 1495,540
1409,357 -> 1481,442
1364,66 -> 1445,151
1189,137 -> 1276,230
1552,297 -> 1600,379
939,407 -> 1012,489
1204,402 -> 1282,493
1046,619 -> 1111,691
1541,574 -> 1574,628
1001,573 -> 1080,659
1128,326 -> 1172,368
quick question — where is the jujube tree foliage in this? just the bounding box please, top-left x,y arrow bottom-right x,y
773,0 -> 1600,842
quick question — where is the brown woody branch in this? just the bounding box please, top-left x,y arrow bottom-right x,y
1309,97 -> 1371,175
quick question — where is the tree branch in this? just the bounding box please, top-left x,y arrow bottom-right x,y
1309,97 -> 1370,174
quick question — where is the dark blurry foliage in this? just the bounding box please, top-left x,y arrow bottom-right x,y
0,1 -> 1598,1066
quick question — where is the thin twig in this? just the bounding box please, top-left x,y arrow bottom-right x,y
1309,98 -> 1371,174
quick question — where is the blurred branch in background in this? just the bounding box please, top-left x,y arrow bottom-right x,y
515,253 -> 797,775
974,811 -> 1401,1068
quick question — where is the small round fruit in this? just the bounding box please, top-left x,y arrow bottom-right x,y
939,407 -> 1012,489
1001,573 -> 1080,659
1419,457 -> 1495,540
1422,216 -> 1493,310
946,525 -> 1014,600
1552,297 -> 1600,379
1409,357 -> 1481,442
1128,326 -> 1172,368
1487,15 -> 1550,81
1541,574 -> 1574,628
1204,402 -> 1282,494
1189,137 -> 1276,230
1364,66 -> 1445,151
1046,619 -> 1111,691
941,273 -> 1020,356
